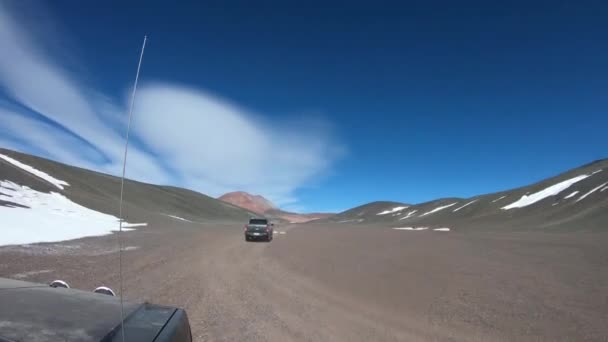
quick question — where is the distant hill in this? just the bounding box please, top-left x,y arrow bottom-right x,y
0,148 -> 255,228
218,191 -> 277,215
3,146 -> 606,242
218,191 -> 334,223
325,201 -> 411,224
321,159 -> 608,231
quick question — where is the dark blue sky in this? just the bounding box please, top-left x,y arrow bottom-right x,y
8,1 -> 608,211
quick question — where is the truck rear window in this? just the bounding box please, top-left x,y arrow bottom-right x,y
249,219 -> 268,225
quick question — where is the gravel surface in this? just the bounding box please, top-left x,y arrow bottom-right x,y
1,221 -> 607,341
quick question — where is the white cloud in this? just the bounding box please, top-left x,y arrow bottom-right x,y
0,4 -> 169,185
0,8 -> 116,150
0,108 -> 102,168
0,4 -> 342,207
132,84 -> 341,201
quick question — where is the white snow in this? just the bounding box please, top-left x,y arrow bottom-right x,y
502,174 -> 593,210
377,206 -> 408,215
591,169 -> 603,175
122,223 -> 147,228
491,195 -> 507,203
398,210 -> 418,220
576,182 -> 608,202
552,203 -> 559,206
601,186 -> 608,192
166,214 -> 192,222
0,180 -> 146,246
420,203 -> 457,217
393,226 -> 450,232
453,200 -> 478,212
393,227 -> 428,231
564,191 -> 579,199
0,153 -> 69,190
337,219 -> 364,223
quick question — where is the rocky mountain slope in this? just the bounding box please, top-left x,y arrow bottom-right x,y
218,191 -> 277,215
218,191 -> 333,223
0,148 -> 255,245
323,159 -> 608,231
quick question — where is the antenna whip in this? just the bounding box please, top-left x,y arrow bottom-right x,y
118,35 -> 147,342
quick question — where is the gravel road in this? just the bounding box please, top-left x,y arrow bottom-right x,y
1,221 -> 607,341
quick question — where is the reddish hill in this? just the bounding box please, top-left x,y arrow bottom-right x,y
218,191 -> 334,223
218,191 -> 276,215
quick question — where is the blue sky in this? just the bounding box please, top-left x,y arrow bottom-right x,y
1,1 -> 607,212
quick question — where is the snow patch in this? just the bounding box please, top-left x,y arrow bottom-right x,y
377,206 -> 408,215
0,153 -> 69,190
122,223 -> 148,228
0,180 -> 146,246
502,174 -> 593,210
420,203 -> 457,217
433,228 -> 450,232
564,191 -> 579,199
453,200 -> 478,212
601,186 -> 608,192
491,195 -> 507,203
576,182 -> 608,202
393,227 -> 428,231
166,214 -> 192,222
398,210 -> 418,220
337,219 -> 364,223
591,169 -> 603,175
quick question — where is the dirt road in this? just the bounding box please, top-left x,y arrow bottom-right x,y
118,224 -> 423,341
1,221 -> 607,341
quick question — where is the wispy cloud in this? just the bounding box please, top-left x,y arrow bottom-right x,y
0,4 -> 342,207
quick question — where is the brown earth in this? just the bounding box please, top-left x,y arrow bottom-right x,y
1,220 -> 607,341
218,191 -> 334,223
218,191 -> 277,215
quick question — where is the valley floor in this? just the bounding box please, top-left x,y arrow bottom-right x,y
1,221 -> 607,341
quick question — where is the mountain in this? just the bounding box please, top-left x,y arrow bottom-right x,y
322,159 -> 608,231
264,209 -> 334,223
0,148 -> 255,245
218,191 -> 276,215
325,201 -> 411,224
218,191 -> 334,223
3,146 -> 606,244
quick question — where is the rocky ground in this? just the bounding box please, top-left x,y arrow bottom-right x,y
1,220 -> 607,341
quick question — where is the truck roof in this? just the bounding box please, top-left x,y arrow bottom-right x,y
0,277 -> 185,342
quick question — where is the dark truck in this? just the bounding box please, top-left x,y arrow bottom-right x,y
244,218 -> 274,242
0,277 -> 192,342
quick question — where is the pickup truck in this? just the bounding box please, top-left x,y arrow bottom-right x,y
0,277 -> 192,342
244,218 -> 274,242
